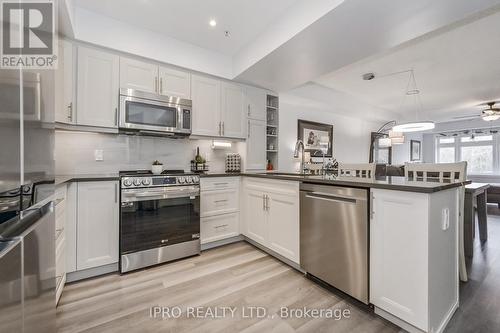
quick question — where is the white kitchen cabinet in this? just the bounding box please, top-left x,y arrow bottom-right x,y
76,181 -> 119,270
267,190 -> 299,262
159,66 -> 191,99
55,39 -> 75,124
54,184 -> 68,305
191,74 -> 221,136
241,178 -> 299,263
221,82 -> 245,139
76,46 -> 119,128
370,188 -> 459,333
200,177 -> 240,245
245,86 -> 267,121
246,119 -> 267,170
201,213 -> 239,244
242,186 -> 268,245
119,57 -> 158,93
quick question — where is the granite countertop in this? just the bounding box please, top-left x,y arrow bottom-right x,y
199,171 -> 469,193
55,173 -> 120,185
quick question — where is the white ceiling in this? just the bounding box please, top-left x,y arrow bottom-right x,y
314,10 -> 500,123
74,0 -> 300,56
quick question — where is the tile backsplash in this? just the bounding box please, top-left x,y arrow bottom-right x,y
55,131 -> 242,175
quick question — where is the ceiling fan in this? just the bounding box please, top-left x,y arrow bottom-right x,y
453,102 -> 500,121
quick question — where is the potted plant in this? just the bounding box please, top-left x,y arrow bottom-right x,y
151,160 -> 164,175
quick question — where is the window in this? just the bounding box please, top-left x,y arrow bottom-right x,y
436,134 -> 497,175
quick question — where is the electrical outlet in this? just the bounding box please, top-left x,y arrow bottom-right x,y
441,208 -> 450,231
94,149 -> 104,161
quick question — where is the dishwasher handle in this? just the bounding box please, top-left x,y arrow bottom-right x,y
304,191 -> 357,204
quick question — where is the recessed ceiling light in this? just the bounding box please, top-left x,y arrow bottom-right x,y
209,19 -> 217,27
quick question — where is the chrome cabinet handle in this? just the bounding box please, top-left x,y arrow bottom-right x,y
67,102 -> 73,121
265,195 -> 270,211
214,182 -> 228,186
114,107 -> 118,126
215,224 -> 228,229
247,104 -> 251,116
263,194 -> 266,210
214,199 -> 228,203
218,122 -> 221,136
248,120 -> 250,138
222,122 -> 225,136
159,77 -> 163,94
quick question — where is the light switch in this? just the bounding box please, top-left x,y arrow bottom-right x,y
441,208 -> 450,231
94,149 -> 104,161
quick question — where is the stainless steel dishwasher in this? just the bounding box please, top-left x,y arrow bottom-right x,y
300,183 -> 369,304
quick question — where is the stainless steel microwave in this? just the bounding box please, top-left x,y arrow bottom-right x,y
119,88 -> 192,136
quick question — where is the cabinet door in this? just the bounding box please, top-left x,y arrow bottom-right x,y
159,66 -> 191,99
242,187 -> 267,245
267,189 -> 300,263
55,40 -> 74,123
76,46 -> 119,128
191,74 -> 221,136
246,119 -> 266,170
119,57 -> 158,93
245,86 -> 266,121
77,181 -> 119,270
221,82 -> 245,139
370,189 -> 429,331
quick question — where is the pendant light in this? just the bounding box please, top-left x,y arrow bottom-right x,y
392,70 -> 435,133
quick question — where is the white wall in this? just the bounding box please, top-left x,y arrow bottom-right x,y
55,131 -> 239,175
392,132 -> 424,165
278,97 -> 381,172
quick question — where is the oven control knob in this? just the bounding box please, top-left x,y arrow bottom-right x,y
142,178 -> 151,186
178,176 -> 186,184
123,179 -> 132,187
192,176 -> 199,183
133,178 -> 142,186
186,176 -> 193,183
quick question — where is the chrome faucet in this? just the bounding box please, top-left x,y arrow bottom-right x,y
294,140 -> 305,174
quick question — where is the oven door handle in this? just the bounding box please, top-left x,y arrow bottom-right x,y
121,189 -> 199,202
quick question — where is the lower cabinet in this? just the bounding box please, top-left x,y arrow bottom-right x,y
241,178 -> 299,264
76,181 -> 119,270
200,177 -> 240,244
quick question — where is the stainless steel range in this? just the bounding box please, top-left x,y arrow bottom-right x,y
119,170 -> 200,273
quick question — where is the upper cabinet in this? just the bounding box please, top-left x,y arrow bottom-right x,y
55,39 -> 75,124
221,82 -> 245,139
245,86 -> 267,121
191,74 -> 221,137
119,57 -> 191,99
159,66 -> 191,99
76,46 -> 119,128
119,57 -> 158,94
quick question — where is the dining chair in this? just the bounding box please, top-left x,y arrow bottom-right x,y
405,162 -> 468,282
338,163 -> 376,179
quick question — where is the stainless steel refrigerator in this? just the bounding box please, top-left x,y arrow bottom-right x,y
0,65 -> 56,331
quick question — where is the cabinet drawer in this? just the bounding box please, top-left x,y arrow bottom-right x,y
201,213 -> 239,244
201,177 -> 239,191
201,189 -> 239,217
56,232 -> 65,278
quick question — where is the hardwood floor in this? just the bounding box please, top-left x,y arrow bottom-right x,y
445,205 -> 500,333
58,210 -> 500,333
57,242 -> 400,333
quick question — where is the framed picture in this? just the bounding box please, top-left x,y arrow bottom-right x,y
297,119 -> 333,157
369,132 -> 392,164
410,140 -> 421,161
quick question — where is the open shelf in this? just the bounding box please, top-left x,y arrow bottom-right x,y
266,94 -> 279,170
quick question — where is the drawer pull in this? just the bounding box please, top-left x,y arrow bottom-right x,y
214,199 -> 228,203
215,224 -> 229,229
214,183 -> 229,186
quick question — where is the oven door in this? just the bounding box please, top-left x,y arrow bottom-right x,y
120,186 -> 200,255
